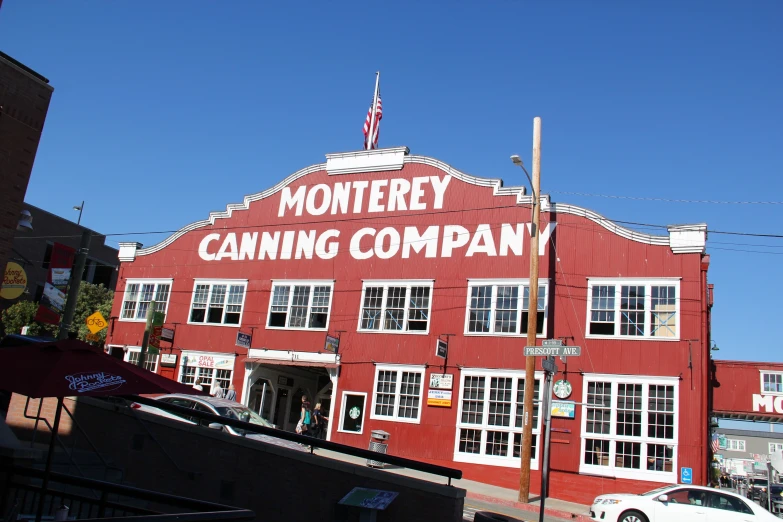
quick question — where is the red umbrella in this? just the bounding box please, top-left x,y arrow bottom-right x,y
0,338 -> 202,522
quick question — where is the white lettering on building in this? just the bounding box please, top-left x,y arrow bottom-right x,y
752,394 -> 783,414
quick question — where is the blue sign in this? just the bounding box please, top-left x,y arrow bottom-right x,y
235,331 -> 252,349
681,467 -> 693,484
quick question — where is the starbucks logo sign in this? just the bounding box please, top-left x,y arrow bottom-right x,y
553,379 -> 572,399
349,406 -> 361,419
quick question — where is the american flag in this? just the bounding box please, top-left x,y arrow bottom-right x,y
363,91 -> 382,150
711,433 -> 720,453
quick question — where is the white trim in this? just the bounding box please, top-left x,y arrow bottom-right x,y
246,349 -> 338,365
132,151 -> 705,257
187,280 -> 248,327
119,279 -> 173,323
326,147 -> 409,175
369,364 -> 426,424
358,280 -> 434,335
266,281 -> 335,332
585,278 -> 681,341
579,373 -> 679,483
453,368 -> 544,469
123,346 -> 160,373
463,279 -> 549,338
760,370 -> 783,396
337,391 -> 368,435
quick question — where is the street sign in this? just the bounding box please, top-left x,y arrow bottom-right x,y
236,331 -> 252,349
542,339 -> 563,347
85,332 -> 102,342
680,467 -> 693,484
324,334 -> 340,353
542,356 -> 558,374
524,345 -> 581,357
85,311 -> 108,334
436,338 -> 448,359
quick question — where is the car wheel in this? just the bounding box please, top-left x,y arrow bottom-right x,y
618,510 -> 648,522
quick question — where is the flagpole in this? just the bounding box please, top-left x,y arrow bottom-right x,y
367,71 -> 380,150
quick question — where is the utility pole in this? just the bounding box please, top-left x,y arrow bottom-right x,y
519,117 -> 542,502
58,229 -> 91,340
136,299 -> 156,368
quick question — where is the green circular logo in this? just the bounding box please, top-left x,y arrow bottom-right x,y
553,379 -> 572,399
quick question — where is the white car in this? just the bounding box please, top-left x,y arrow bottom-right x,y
131,394 -> 307,453
590,484 -> 780,522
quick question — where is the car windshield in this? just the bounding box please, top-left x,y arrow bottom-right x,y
640,486 -> 674,496
215,406 -> 274,431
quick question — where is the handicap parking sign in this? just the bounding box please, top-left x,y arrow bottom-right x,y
681,467 -> 693,484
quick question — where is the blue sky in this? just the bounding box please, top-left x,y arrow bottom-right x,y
1,1 -> 781,372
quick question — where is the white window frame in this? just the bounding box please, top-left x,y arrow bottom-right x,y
463,279 -> 549,338
369,364 -> 426,424
760,371 -> 783,396
119,279 -> 173,322
453,368 -> 544,469
337,391 -> 368,435
123,346 -> 159,373
357,280 -> 434,335
585,278 -> 681,341
727,439 -> 746,452
187,279 -> 248,327
579,373 -> 679,482
177,350 -> 235,393
769,442 -> 783,454
266,280 -> 335,332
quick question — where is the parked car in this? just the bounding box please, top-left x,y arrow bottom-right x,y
131,394 -> 306,452
590,484 -> 780,522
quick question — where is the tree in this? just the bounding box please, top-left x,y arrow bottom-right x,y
1,282 -> 114,343
1,300 -> 57,337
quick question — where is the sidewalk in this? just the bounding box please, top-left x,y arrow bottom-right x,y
316,448 -> 591,522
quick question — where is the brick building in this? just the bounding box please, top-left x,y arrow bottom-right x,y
0,51 -> 53,271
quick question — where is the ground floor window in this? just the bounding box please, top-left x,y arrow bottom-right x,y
178,352 -> 235,394
580,374 -> 678,482
454,369 -> 543,468
124,347 -> 159,372
338,392 -> 367,434
370,365 -> 425,424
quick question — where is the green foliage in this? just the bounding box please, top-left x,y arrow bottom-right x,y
1,282 -> 114,344
1,300 -> 57,337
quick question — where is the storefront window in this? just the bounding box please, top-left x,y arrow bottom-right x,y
370,365 -> 425,423
339,392 -> 366,434
178,353 -> 235,394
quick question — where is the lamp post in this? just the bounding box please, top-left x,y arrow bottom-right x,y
511,117 -> 542,503
73,201 -> 84,225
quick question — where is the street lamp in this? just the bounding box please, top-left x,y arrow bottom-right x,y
510,155 -> 537,204
73,201 -> 84,225
16,209 -> 33,232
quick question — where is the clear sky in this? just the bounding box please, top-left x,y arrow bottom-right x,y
1,1 -> 781,367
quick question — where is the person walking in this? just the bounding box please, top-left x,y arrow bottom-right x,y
224,384 -> 237,401
211,382 -> 225,399
299,395 -> 313,438
192,378 -> 204,392
313,402 -> 329,439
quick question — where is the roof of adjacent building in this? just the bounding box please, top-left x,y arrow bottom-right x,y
0,50 -> 50,84
719,428 -> 783,440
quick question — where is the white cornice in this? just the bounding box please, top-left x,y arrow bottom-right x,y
131,148 -> 704,258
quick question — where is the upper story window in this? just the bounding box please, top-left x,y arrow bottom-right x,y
267,281 -> 334,330
761,371 -> 783,395
587,279 -> 680,340
120,279 -> 172,321
358,281 -> 433,334
769,442 -> 783,454
580,374 -> 679,481
370,364 -> 425,424
727,439 -> 746,451
189,280 -> 247,326
464,279 -> 548,337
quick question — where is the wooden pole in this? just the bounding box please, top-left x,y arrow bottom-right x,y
519,116 -> 542,502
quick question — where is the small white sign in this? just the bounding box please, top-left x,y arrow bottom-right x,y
427,389 -> 452,400
429,373 -> 453,390
160,354 -> 178,366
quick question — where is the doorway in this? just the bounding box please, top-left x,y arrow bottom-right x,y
272,387 -> 290,429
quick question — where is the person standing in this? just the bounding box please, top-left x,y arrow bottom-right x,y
300,395 -> 312,437
224,384 -> 237,401
211,382 -> 225,399
313,402 -> 329,440
192,378 -> 204,392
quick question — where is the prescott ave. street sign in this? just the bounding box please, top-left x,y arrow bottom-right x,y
525,339 -> 581,357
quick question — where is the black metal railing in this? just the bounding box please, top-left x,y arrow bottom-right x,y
0,465 -> 255,522
125,394 -> 463,484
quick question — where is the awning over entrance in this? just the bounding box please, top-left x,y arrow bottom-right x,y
245,358 -> 337,369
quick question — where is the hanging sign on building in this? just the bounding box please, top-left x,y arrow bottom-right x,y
160,327 -> 175,342
427,389 -> 452,407
435,338 -> 448,359
1,262 -> 27,300
551,400 -> 576,419
324,334 -> 340,353
236,331 -> 252,349
183,354 -> 234,369
160,354 -> 178,367
429,373 -> 453,390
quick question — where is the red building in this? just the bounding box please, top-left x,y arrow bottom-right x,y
107,147 -> 713,503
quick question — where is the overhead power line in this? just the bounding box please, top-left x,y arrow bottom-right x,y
552,191 -> 783,206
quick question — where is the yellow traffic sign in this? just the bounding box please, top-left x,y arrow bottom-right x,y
86,311 -> 108,334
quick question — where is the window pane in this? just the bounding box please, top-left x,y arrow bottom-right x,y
407,286 -> 430,331
586,382 -> 611,434
589,286 -> 615,335
374,370 -> 397,416
615,441 -> 641,469
190,284 -> 210,323
458,429 -> 481,454
584,439 -> 610,466
616,383 -> 642,437
488,378 -> 512,427
495,286 -> 518,333
620,285 -> 645,336
516,379 -> 540,428
288,286 -> 310,328
521,286 -> 546,335
648,385 -> 675,439
485,431 -> 509,456
651,286 -> 676,337
397,372 -> 421,419
361,287 -> 384,330
763,373 -> 783,394
309,286 -> 331,328
269,286 -> 289,327
137,283 -> 156,319
122,284 -> 139,319
384,287 -> 406,331
646,444 -> 673,471
207,285 -> 227,324
461,376 -> 485,424
180,366 -> 196,385
468,286 -> 492,333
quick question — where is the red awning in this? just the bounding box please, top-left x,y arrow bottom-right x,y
245,358 -> 337,369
